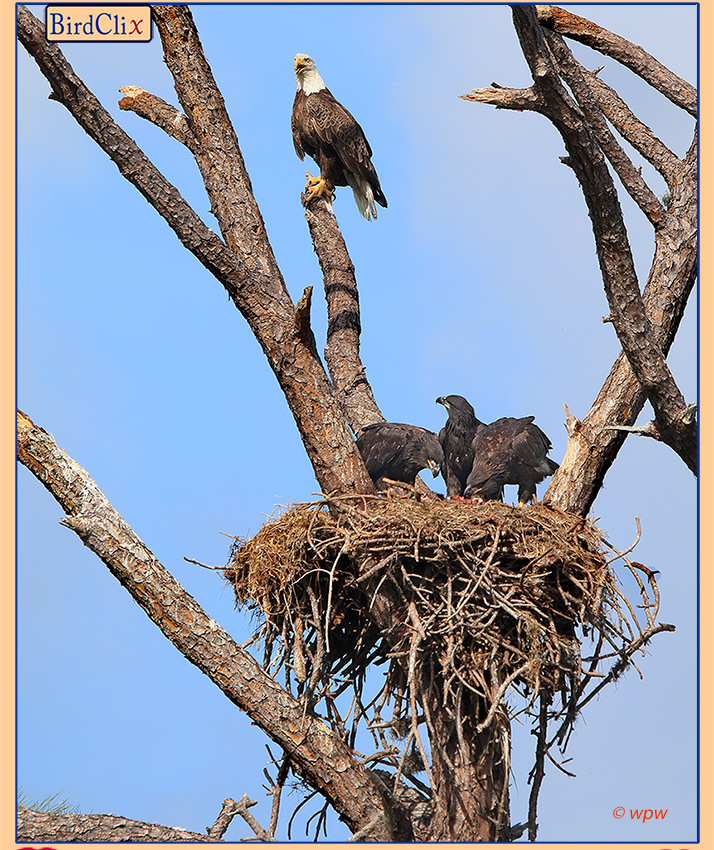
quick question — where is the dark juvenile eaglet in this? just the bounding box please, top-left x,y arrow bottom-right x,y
436,394 -> 481,497
356,422 -> 443,488
436,394 -> 558,505
292,54 -> 387,221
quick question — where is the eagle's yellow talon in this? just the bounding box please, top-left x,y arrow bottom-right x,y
303,175 -> 335,204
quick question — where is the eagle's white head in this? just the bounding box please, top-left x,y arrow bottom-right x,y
294,54 -> 326,95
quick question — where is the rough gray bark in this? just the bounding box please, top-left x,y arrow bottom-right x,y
17,807 -> 215,843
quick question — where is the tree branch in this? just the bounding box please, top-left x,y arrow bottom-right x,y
17,806 -> 215,843
16,410 -> 399,839
542,28 -> 664,225
150,5 -> 271,279
206,798 -> 245,841
17,3 -> 374,497
118,85 -> 198,152
461,6 -> 697,511
545,117 -> 697,514
459,84 -> 542,111
535,4 -> 697,116
303,195 -> 384,431
581,70 -> 684,184
206,795 -> 273,842
508,5 -> 693,475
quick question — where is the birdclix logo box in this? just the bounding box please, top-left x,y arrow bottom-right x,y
45,5 -> 152,42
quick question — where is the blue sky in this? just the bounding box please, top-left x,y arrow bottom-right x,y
16,3 -> 697,843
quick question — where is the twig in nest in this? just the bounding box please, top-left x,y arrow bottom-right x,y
604,517 -> 642,566
184,556 -> 224,570
287,788 -> 319,841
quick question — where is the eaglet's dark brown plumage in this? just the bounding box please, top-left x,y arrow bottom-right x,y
436,394 -> 559,505
356,422 -> 443,489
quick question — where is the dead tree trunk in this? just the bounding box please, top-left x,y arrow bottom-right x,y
425,689 -> 510,841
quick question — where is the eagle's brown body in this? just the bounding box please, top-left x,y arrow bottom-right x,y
465,416 -> 559,504
292,54 -> 387,220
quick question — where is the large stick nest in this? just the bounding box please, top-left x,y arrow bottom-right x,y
224,492 -> 668,837
226,494 -> 610,708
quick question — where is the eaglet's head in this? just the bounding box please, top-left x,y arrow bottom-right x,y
436,395 -> 476,416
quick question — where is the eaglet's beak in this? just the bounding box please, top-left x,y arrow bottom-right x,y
427,459 -> 441,478
435,396 -> 448,408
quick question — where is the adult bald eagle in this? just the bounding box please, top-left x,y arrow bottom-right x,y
356,422 -> 443,488
436,395 -> 481,496
291,54 -> 387,220
436,394 -> 558,504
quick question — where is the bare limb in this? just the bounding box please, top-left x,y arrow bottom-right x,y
267,758 -> 291,839
527,690 -> 550,841
463,7 -> 697,499
459,85 -> 542,111
535,4 -> 697,116
218,795 -> 273,842
294,285 -> 318,352
508,5 -> 693,473
603,422 -> 661,439
17,807 -> 214,843
542,28 -> 664,225
462,6 -> 697,512
118,85 -> 197,151
548,235 -> 696,514
16,409 -> 397,839
303,195 -> 384,431
581,71 -> 684,184
207,797 -> 267,841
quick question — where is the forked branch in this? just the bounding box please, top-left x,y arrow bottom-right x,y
17,3 -> 373,497
535,4 -> 697,116
463,4 -> 697,512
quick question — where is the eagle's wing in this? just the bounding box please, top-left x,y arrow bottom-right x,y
357,424 -> 408,480
469,425 -> 510,486
291,92 -> 308,160
510,420 -> 554,467
304,89 -> 378,180
508,418 -> 540,461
